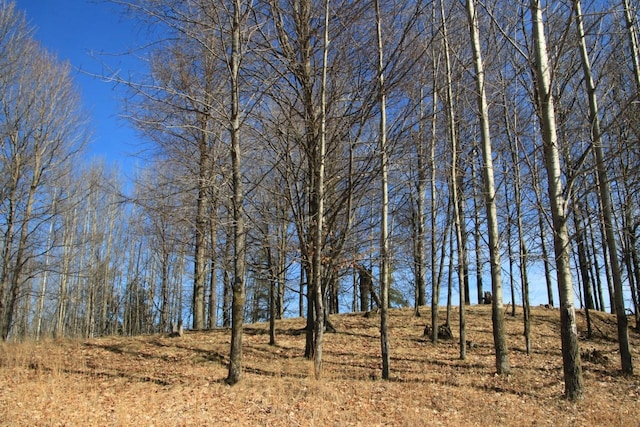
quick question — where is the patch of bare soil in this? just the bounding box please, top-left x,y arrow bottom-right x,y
1,306 -> 639,426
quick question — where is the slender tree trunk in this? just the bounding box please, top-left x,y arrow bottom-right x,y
574,202 -> 593,338
504,100 -> 532,353
309,0 -> 330,380
430,5 -> 442,341
266,238 -> 277,346
305,278 -> 314,359
592,170 -> 616,313
587,214 -> 605,311
226,0 -> 247,385
465,0 -> 510,375
176,253 -> 185,331
536,184 -> 555,307
193,141 -> 208,330
505,183 -> 516,316
621,177 -> 640,327
36,202 -> 56,340
472,151 -> 484,305
413,87 -> 428,312
299,262 -> 305,318
277,203 -> 287,320
446,223 -> 454,328
208,212 -> 218,329
222,233 -> 232,328
373,0 -> 391,380
530,0 -> 583,400
623,0 -> 640,92
628,227 -> 640,329
574,0 -> 633,374
444,6 -> 466,358
585,208 -> 605,311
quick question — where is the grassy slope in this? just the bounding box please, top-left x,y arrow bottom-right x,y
1,305 -> 639,426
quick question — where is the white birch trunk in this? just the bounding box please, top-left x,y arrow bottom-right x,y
530,0 -> 583,400
465,0 -> 510,375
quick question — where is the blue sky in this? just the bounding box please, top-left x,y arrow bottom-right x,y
14,0 -> 145,177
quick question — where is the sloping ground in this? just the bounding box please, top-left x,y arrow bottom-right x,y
1,305 -> 639,426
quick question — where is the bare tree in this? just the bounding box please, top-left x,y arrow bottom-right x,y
0,2 -> 87,339
622,0 -> 640,92
465,0 -> 510,374
439,0 -> 467,359
529,0 -> 583,400
372,0 -> 391,380
573,0 -> 633,374
226,0 -> 251,386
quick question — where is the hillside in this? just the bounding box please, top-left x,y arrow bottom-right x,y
1,305 -> 639,426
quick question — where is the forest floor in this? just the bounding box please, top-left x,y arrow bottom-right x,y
1,305 -> 639,426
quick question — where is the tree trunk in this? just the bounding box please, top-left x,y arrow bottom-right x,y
584,208 -> 604,312
309,0 -> 331,380
226,0 -> 247,385
36,200 -> 56,340
504,92 -> 532,354
574,203 -> 593,338
472,150 -> 484,305
446,225 -> 454,328
444,13 -> 466,358
2,153 -> 41,340
193,140 -> 208,330
530,0 -> 583,400
465,0 -> 510,375
268,246 -> 276,346
208,213 -> 218,329
505,183 -> 517,316
430,5 -> 443,342
574,0 -> 633,374
299,263 -> 305,318
359,266 -> 371,312
623,0 -> 640,92
374,0 -> 391,380
413,87 -> 427,311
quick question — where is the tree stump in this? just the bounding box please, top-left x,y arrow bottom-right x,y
483,291 -> 492,304
169,321 -> 183,338
423,324 -> 453,340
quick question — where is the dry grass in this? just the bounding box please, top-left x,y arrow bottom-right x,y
1,305 -> 639,426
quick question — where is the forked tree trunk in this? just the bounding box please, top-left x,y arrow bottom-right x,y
441,0 -> 466,360
309,0 -> 331,380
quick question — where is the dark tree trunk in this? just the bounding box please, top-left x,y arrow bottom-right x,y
358,265 -> 372,312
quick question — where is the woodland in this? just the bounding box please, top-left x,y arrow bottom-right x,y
1,306 -> 639,425
0,0 -> 639,404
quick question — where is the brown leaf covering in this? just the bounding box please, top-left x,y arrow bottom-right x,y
1,305 -> 639,426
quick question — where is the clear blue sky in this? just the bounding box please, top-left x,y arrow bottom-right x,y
14,0 -> 145,177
